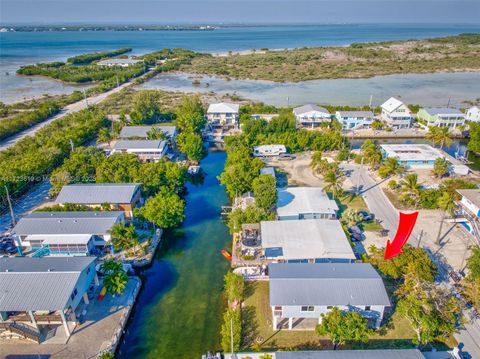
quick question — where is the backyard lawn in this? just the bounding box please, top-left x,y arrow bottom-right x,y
337,194 -> 384,232
242,281 -> 453,352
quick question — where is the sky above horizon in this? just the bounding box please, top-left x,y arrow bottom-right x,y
1,0 -> 480,25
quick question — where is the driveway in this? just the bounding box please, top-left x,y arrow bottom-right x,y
0,82 -> 130,151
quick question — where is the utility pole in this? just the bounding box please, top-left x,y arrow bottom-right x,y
69,139 -> 74,152
286,96 -> 290,108
230,317 -> 235,359
116,76 -> 119,88
4,185 -> 16,227
416,229 -> 424,248
356,157 -> 364,195
369,95 -> 373,108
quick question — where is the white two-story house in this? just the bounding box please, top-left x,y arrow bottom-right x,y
206,102 -> 240,129
269,263 -> 391,330
335,111 -> 375,130
456,189 -> 480,243
466,106 -> 480,123
293,104 -> 331,128
380,97 -> 414,129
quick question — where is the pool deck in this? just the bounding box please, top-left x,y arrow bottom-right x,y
0,277 -> 141,359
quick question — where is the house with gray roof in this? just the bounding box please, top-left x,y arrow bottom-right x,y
111,139 -> 168,162
55,183 -> 142,218
417,107 -> 465,128
119,125 -> 177,140
293,104 -> 332,128
269,263 -> 391,330
277,187 -> 338,220
0,256 -> 98,340
13,211 -> 124,256
335,111 -> 375,130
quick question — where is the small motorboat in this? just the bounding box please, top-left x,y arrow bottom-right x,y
221,249 -> 232,261
188,165 -> 201,175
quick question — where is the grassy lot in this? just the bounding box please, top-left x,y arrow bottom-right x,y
336,193 -> 384,232
242,281 -> 453,351
181,34 -> 480,82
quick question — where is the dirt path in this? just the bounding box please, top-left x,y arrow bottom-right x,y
269,152 -> 324,187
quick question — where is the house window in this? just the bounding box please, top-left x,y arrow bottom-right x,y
365,306 -> 371,311
301,306 -> 315,312
274,306 -> 283,316
70,288 -> 78,301
327,306 -> 334,309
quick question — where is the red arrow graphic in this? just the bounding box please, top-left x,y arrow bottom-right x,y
384,211 -> 419,260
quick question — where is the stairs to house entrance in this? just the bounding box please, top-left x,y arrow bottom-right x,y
0,322 -> 42,343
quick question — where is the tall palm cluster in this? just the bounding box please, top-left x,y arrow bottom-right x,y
310,151 -> 345,199
426,126 -> 452,149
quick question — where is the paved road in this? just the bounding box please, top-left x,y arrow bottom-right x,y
455,312 -> 480,359
0,82 -> 130,151
342,163 -> 399,236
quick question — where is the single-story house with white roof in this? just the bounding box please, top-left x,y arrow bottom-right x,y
466,106 -> 480,123
269,263 -> 391,330
260,219 -> 356,263
380,97 -> 414,129
13,211 -> 124,256
293,104 -> 331,128
335,111 -> 375,130
0,256 -> 99,340
417,108 -> 465,128
277,187 -> 338,220
96,58 -> 143,67
55,183 -> 142,218
253,144 -> 287,157
119,125 -> 177,140
206,102 -> 240,128
380,144 -> 469,175
111,139 -> 168,162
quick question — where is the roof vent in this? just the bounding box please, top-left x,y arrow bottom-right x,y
58,220 -> 62,223
73,220 -> 78,223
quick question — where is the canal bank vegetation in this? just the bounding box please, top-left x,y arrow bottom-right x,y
67,47 -> 132,64
460,247 -> 480,310
467,122 -> 480,154
221,272 -> 245,352
181,33 -> 480,82
0,108 -> 108,213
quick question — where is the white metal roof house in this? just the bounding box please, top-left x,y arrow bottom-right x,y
335,111 -> 375,130
13,211 -> 124,256
111,140 -> 168,162
206,102 -> 240,129
293,104 -> 331,128
380,97 -> 414,129
260,219 -> 356,263
277,187 -> 338,220
269,263 -> 391,330
55,183 -> 142,218
417,108 -> 465,128
380,144 -> 469,175
96,58 -> 143,67
0,256 -> 98,340
119,125 -> 177,139
466,106 -> 480,123
253,144 -> 287,157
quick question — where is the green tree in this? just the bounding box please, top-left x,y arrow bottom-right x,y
316,307 -> 371,350
95,153 -> 140,183
175,95 -> 205,133
177,131 -> 205,161
323,169 -> 345,199
397,276 -> 461,345
342,208 -> 363,227
462,247 -> 480,310
435,191 -> 456,244
97,127 -> 112,144
102,260 -> 128,296
147,127 -> 168,140
360,140 -> 382,169
227,204 -> 275,234
378,157 -> 405,178
468,122 -> 480,154
432,157 -> 449,178
135,160 -> 186,195
466,247 -> 480,281
130,91 -> 162,124
398,173 -> 422,206
109,222 -> 140,254
220,308 -> 242,353
371,120 -> 383,132
436,127 -> 453,149
136,187 -> 185,228
252,174 -> 277,211
224,272 -> 245,304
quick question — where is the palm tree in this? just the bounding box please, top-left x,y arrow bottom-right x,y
342,208 -> 363,227
399,173 -> 422,206
310,151 -> 324,172
435,191 -> 455,245
432,157 -> 449,178
437,126 -> 452,149
109,223 -> 139,255
379,157 -> 405,178
323,169 -> 345,199
426,126 -> 439,147
104,269 -> 128,296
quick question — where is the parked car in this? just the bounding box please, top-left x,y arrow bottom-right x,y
348,225 -> 363,241
358,211 -> 374,222
0,242 -> 17,255
278,153 -> 296,161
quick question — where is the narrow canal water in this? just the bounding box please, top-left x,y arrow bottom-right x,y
117,149 -> 230,359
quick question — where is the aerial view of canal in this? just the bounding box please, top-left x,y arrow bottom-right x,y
117,150 -> 230,358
